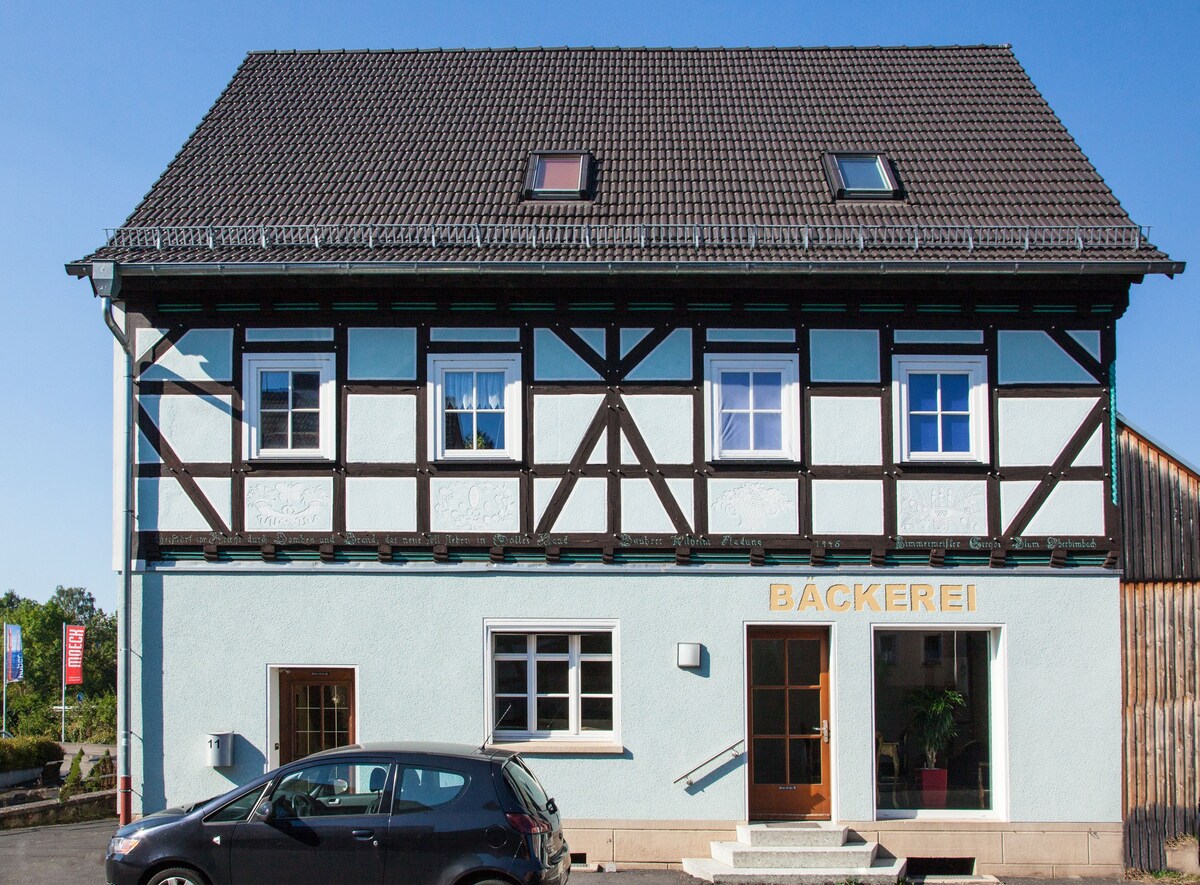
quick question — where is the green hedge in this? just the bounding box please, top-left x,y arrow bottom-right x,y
0,736 -> 64,773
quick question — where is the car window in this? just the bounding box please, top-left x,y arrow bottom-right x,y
392,765 -> 469,815
503,758 -> 550,814
205,784 -> 269,823
271,762 -> 391,819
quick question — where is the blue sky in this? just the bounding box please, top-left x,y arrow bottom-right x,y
1,1 -> 1195,611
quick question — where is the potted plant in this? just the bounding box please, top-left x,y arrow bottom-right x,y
906,686 -> 965,808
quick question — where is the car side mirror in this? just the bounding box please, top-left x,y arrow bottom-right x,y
253,798 -> 276,822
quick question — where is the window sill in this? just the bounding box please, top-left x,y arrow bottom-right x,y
486,740 -> 624,755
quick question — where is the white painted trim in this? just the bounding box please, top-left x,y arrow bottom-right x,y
265,663 -> 361,772
867,624 -> 1008,822
704,353 -> 801,461
242,353 -> 336,461
892,354 -> 990,464
482,618 -> 621,746
427,354 -> 523,461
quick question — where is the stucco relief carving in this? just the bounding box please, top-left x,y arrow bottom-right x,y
432,480 -> 518,532
711,481 -> 791,529
898,481 -> 987,535
245,479 -> 331,529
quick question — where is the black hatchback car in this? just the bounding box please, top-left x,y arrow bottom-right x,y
106,742 -> 570,885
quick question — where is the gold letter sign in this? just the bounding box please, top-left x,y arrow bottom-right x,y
769,582 -> 977,613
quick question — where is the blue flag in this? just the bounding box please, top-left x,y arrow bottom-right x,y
4,624 -> 22,683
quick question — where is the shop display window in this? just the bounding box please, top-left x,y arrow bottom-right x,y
874,629 -> 993,812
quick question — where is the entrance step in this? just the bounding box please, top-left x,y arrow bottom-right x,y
682,855 -> 908,885
735,823 -> 849,847
711,841 -> 878,869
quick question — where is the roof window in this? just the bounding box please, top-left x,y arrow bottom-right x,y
823,152 -> 902,200
524,152 -> 593,200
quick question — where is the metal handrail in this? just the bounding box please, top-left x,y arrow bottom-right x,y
673,739 -> 746,786
102,222 -> 1154,254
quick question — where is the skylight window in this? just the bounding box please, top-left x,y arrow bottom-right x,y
823,152 -> 902,200
524,151 -> 593,200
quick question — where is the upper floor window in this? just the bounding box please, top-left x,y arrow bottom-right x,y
428,354 -> 522,461
243,353 -> 336,460
823,152 -> 902,200
704,354 -> 801,461
524,151 -> 593,200
893,355 -> 989,462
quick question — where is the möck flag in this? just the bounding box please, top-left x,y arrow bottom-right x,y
64,625 -> 85,686
4,624 -> 22,682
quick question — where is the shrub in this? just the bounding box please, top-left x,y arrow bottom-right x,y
70,693 -> 117,744
0,736 -> 64,773
58,749 -> 85,802
83,748 -> 116,792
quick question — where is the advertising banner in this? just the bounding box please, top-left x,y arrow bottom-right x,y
64,625 -> 85,685
4,624 -> 22,683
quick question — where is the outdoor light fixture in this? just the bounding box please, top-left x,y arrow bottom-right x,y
677,642 -> 702,669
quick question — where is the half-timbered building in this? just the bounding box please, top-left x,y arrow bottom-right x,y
68,46 -> 1185,876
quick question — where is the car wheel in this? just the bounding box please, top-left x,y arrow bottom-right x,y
147,867 -> 208,885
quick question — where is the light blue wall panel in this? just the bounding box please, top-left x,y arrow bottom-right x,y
623,396 -> 693,464
140,329 -> 234,382
1067,330 -> 1102,361
430,328 -> 520,342
573,328 -> 606,356
625,329 -> 693,381
534,329 -> 602,381
998,331 -> 1094,384
138,394 -> 233,464
533,395 -> 605,463
346,395 -> 417,463
809,330 -> 880,383
893,329 -> 984,344
707,479 -> 798,534
620,328 -> 651,357
345,477 -> 417,531
348,328 -> 416,380
245,328 -> 334,342
706,328 -> 796,343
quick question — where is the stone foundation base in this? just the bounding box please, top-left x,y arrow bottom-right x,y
561,819 -> 1124,876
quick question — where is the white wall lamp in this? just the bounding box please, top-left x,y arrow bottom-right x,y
677,642 -> 703,669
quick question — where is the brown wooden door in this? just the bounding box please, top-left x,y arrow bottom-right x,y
278,668 -> 356,765
747,627 -> 831,819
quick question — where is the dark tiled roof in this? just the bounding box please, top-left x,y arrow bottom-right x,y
80,46 -> 1176,267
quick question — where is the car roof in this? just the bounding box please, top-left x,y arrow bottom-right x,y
305,741 -> 516,763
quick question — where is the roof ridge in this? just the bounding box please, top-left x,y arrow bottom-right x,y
244,44 -> 1014,56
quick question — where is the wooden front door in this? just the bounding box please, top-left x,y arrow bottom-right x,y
747,627 -> 832,819
278,668 -> 356,765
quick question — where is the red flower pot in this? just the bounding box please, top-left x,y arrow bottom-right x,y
918,767 -> 948,809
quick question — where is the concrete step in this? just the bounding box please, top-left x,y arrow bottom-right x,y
736,823 -> 849,847
682,855 -> 907,885
711,841 -> 878,869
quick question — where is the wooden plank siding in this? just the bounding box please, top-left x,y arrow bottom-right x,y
1119,422 -> 1200,869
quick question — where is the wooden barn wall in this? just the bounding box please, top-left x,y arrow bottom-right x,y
1122,580 -> 1200,868
1119,427 -> 1200,582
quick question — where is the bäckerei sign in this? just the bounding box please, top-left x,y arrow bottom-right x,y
770,582 -> 977,613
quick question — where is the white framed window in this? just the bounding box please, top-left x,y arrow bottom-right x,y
428,354 -> 522,461
704,354 -> 800,460
893,355 -> 989,462
485,621 -> 618,743
242,353 -> 336,460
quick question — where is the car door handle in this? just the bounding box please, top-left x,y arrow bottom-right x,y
352,829 -> 375,840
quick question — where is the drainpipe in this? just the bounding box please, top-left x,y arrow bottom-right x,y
95,262 -> 134,826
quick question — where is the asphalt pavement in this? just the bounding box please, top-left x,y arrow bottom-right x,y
0,821 -> 1135,885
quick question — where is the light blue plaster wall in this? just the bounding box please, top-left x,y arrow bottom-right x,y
623,395 -> 694,464
998,331 -> 1095,384
625,329 -> 693,381
134,570 -> 1121,827
348,328 -> 416,380
535,329 -> 602,381
998,398 -> 1098,466
707,479 -> 798,534
346,394 -> 417,463
620,328 -> 651,357
810,330 -> 880,383
706,329 -> 796,343
810,480 -> 884,535
534,477 -> 607,533
533,395 -> 605,463
1022,481 -> 1107,536
893,330 -> 983,344
138,394 -> 233,463
136,477 -> 230,532
1067,330 -> 1102,360
345,477 -> 417,532
430,328 -> 520,342
573,328 -> 606,356
245,328 -> 334,342
809,397 -> 882,466
140,330 -> 234,382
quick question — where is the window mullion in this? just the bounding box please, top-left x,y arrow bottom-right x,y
569,634 -> 580,736
526,634 -> 537,734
